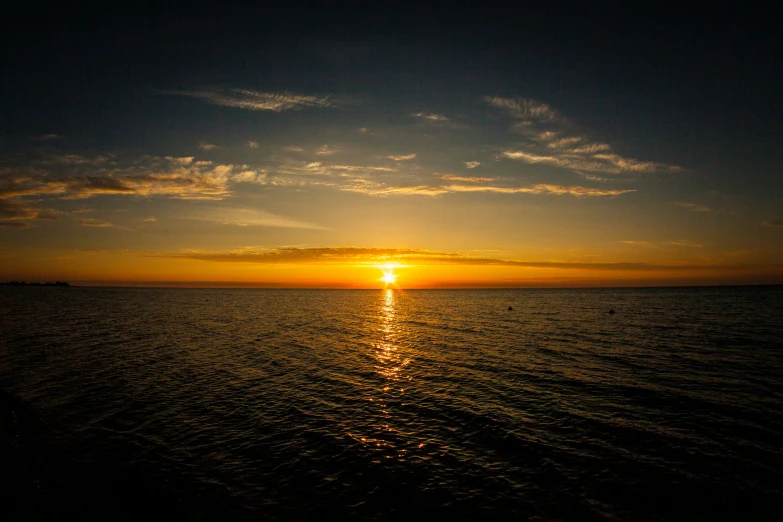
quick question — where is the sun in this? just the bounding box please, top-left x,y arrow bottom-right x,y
380,269 -> 397,285
378,263 -> 400,286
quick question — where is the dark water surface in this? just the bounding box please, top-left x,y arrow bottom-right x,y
2,286 -> 782,520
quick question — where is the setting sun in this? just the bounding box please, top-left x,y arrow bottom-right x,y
379,268 -> 398,285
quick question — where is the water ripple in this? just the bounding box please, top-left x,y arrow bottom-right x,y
1,286 -> 782,520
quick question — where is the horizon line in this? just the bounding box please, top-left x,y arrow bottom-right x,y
8,281 -> 781,290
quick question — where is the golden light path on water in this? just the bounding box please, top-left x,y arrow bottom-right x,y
359,289 -> 415,456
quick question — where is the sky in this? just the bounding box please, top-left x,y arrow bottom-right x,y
1,4 -> 781,288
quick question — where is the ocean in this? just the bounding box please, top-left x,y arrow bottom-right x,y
1,286 -> 782,520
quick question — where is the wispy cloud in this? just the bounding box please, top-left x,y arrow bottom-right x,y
341,182 -> 450,197
667,240 -> 704,248
273,160 -> 396,178
620,240 -> 654,247
675,202 -> 714,212
154,246 -> 755,272
486,96 -> 683,176
0,198 -> 60,227
143,216 -> 157,223
158,88 -> 333,112
622,239 -> 704,248
339,179 -> 633,198
246,141 -> 260,149
444,183 -> 635,197
435,173 -> 498,183
465,161 -> 480,169
231,170 -> 267,183
190,207 -> 327,230
387,154 -> 417,161
77,217 -> 115,227
411,112 -> 449,121
1,154 -> 263,201
37,134 -> 62,141
199,142 -> 219,151
316,145 -> 338,156
484,97 -> 561,123
763,220 -> 783,227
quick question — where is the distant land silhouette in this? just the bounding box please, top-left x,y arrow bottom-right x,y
1,281 -> 70,286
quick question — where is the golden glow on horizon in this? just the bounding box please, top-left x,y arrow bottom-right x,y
1,249 -> 781,288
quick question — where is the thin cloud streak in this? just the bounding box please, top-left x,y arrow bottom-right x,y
192,207 -> 328,230
154,246 -> 760,272
77,218 -> 115,227
387,154 -> 417,161
157,88 -> 333,112
676,202 -> 714,212
444,184 -> 635,197
435,174 -> 498,183
411,112 -> 448,121
622,240 -> 705,248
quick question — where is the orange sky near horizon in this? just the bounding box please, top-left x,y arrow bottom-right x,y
2,248 -> 781,288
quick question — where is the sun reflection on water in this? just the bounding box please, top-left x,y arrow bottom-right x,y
374,289 -> 409,381
350,288 -> 414,456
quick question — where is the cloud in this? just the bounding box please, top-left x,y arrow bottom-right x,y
387,154 -> 417,161
199,142 -> 219,151
444,183 -> 635,197
191,207 -> 327,230
621,240 -> 654,247
231,170 -> 267,183
246,141 -> 260,149
284,146 -> 304,152
411,112 -> 449,121
1,154 -> 261,201
465,161 -> 480,169
486,96 -> 683,176
37,134 -> 62,141
1,199 -> 44,221
0,220 -> 31,228
77,218 -> 114,227
338,178 -> 632,198
667,240 -> 704,248
675,202 -> 714,212
622,239 -> 704,248
763,220 -> 783,227
316,145 -> 338,156
501,148 -> 680,176
0,199 -> 60,227
153,246 -> 757,272
143,216 -> 157,223
158,88 -> 333,112
483,96 -> 561,123
435,173 -> 498,183
341,182 -> 451,197
1,150 -> 633,206
274,160 -> 396,178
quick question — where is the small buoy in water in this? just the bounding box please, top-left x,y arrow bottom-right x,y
609,309 -> 616,314
508,306 -> 513,311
